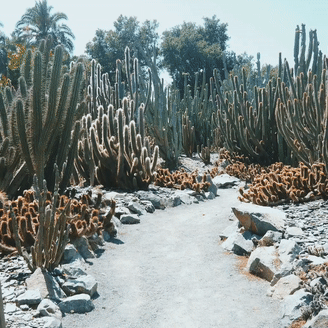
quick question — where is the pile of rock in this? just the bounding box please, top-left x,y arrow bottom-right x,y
220,189 -> 328,327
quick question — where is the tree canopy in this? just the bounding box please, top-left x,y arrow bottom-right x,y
14,0 -> 75,53
85,15 -> 161,81
161,15 -> 233,94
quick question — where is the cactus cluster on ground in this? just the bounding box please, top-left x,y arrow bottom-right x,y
1,23 -> 328,272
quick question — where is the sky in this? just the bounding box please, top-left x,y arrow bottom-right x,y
1,0 -> 328,82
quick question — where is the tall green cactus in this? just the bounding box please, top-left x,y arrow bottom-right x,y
78,99 -> 158,190
12,36 -> 85,193
275,60 -> 328,167
214,65 -> 290,165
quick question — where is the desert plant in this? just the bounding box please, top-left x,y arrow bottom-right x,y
10,36 -> 86,194
10,165 -> 71,272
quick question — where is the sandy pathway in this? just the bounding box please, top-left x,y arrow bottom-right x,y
62,187 -> 282,328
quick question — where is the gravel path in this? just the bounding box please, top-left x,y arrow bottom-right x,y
62,187 -> 283,328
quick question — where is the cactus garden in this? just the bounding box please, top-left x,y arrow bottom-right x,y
2,1 -> 328,327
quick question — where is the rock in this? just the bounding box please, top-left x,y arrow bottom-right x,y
270,274 -> 302,300
212,174 -> 241,188
42,316 -> 63,328
127,201 -> 147,215
140,200 -> 156,213
135,191 -> 162,209
62,244 -> 84,264
120,214 -> 140,224
58,294 -> 94,314
204,174 -> 217,195
37,299 -> 62,319
204,191 -> 216,200
304,309 -> 328,327
259,230 -> 283,246
277,239 -> 302,276
5,303 -> 20,314
16,289 -> 42,306
281,289 -> 313,327
26,268 -> 66,302
62,274 -> 97,297
246,246 -> 280,282
71,236 -> 95,259
114,206 -> 130,218
219,221 -> 240,240
169,191 -> 192,206
221,231 -> 254,255
232,203 -> 286,236
286,226 -> 304,237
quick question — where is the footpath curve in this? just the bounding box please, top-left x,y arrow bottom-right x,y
62,187 -> 282,328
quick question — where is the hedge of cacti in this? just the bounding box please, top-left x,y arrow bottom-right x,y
2,23 -> 328,271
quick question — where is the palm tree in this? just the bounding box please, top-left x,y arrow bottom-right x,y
15,0 -> 75,52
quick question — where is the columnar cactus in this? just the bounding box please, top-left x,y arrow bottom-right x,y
77,98 -> 159,190
275,60 -> 328,167
11,36 -> 85,193
214,65 -> 291,165
11,165 -> 71,272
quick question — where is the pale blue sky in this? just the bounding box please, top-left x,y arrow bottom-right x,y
1,0 -> 328,74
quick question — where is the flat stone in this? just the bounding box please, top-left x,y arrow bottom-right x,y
5,302 -> 20,313
247,246 -> 280,282
37,299 -> 62,319
135,191 -> 161,209
286,226 -> 304,237
120,214 -> 140,224
232,203 -> 286,236
58,293 -> 94,314
281,289 -> 313,327
212,174 -> 240,188
25,268 -> 66,302
304,308 -> 328,327
16,289 -> 42,306
127,201 -> 147,215
62,274 -> 97,297
221,231 -> 254,255
219,221 -> 240,240
270,274 -> 301,300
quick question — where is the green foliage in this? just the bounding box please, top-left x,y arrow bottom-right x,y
14,0 -> 75,53
85,15 -> 161,78
161,15 -> 231,94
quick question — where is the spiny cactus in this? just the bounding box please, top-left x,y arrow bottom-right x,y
182,115 -> 195,157
10,36 -> 86,194
77,98 -> 159,190
11,165 -> 71,272
275,61 -> 328,168
214,64 -> 291,165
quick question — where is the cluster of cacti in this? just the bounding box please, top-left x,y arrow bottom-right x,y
179,70 -> 218,147
0,166 -> 116,263
214,63 -> 291,165
77,98 -> 159,190
153,168 -> 213,192
0,36 -> 86,197
145,77 -> 183,169
275,61 -> 328,167
238,162 -> 328,206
